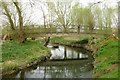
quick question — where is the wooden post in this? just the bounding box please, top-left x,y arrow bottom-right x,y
44,37 -> 50,47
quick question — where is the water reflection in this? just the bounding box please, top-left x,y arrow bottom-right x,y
16,60 -> 93,78
49,45 -> 89,60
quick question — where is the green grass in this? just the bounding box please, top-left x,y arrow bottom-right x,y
2,40 -> 50,72
94,38 -> 119,78
100,68 -> 118,78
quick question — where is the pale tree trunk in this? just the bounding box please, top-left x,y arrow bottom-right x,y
63,25 -> 67,33
40,5 -> 46,29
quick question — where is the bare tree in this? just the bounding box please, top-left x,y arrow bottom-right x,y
13,1 -> 26,43
1,0 -> 26,43
47,1 -> 73,33
1,1 -> 15,30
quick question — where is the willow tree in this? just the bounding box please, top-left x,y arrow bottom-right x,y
94,6 -> 103,30
71,3 -> 84,34
91,3 -> 116,34
103,6 -> 115,30
83,7 -> 95,33
47,1 -> 73,33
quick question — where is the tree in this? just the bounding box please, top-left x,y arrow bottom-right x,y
103,6 -> 114,30
46,4 -> 55,34
82,7 -> 95,33
32,1 -> 48,32
1,1 -> 15,30
71,3 -> 95,34
71,3 -> 83,34
1,0 -> 26,43
93,6 -> 103,30
13,1 -> 26,43
40,3 -> 46,28
47,1 -> 73,33
90,3 -> 116,34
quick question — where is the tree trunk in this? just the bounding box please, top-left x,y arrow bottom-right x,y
13,2 -> 26,43
63,25 -> 68,33
2,2 -> 15,30
77,25 -> 80,34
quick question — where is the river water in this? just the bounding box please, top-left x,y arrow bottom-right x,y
3,44 -> 93,79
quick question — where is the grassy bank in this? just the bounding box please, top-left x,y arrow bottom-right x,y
51,35 -> 91,46
50,34 -> 105,44
1,40 -> 50,75
50,35 -> 119,78
93,37 -> 119,78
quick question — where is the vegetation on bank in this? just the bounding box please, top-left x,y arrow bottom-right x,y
50,34 -> 106,49
1,40 -> 50,74
50,35 -> 119,78
50,36 -> 81,45
51,34 -> 95,45
93,38 -> 119,78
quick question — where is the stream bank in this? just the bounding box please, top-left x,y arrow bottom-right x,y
92,36 -> 119,78
1,40 -> 51,76
50,35 -> 119,78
